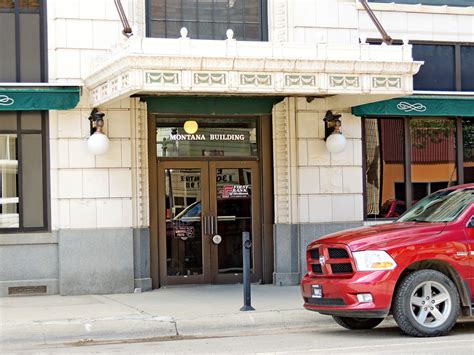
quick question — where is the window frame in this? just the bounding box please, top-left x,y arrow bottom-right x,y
0,111 -> 49,233
367,40 -> 474,92
362,116 -> 467,221
145,0 -> 268,41
0,0 -> 48,83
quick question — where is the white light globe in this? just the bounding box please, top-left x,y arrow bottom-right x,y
87,132 -> 110,155
326,133 -> 346,154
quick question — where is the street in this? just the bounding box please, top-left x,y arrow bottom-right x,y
7,319 -> 474,354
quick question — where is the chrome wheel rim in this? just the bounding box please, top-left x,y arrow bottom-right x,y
410,280 -> 451,328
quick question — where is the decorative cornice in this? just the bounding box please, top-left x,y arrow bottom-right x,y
84,36 -> 422,107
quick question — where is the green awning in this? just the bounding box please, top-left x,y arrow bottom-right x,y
144,96 -> 283,115
352,95 -> 474,117
0,86 -> 81,111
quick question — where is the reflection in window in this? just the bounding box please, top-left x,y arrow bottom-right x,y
365,118 -> 405,218
410,118 -> 457,201
165,168 -> 203,276
0,134 -> 19,228
464,118 -> 474,183
365,117 -> 473,220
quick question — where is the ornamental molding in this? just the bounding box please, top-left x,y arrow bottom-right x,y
240,73 -> 272,86
84,36 -> 422,107
193,72 -> 227,86
146,71 -> 180,85
329,75 -> 360,89
372,76 -> 402,89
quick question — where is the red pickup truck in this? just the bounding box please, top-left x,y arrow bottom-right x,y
301,184 -> 474,337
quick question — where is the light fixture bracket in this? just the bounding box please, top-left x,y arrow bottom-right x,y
88,108 -> 106,135
323,110 -> 342,141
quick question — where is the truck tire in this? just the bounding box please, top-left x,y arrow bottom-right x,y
332,316 -> 384,330
392,269 -> 460,337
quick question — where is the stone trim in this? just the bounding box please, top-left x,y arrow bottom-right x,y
84,36 -> 421,107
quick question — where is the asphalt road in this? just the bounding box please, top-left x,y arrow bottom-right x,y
8,319 -> 474,354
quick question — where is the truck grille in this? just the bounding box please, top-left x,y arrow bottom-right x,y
307,245 -> 354,277
328,248 -> 348,259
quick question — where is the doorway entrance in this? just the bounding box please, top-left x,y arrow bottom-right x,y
157,160 -> 261,285
146,96 -> 278,288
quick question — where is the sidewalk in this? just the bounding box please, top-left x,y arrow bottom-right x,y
0,284 -> 334,348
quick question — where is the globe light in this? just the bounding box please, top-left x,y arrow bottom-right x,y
88,131 -> 110,155
183,120 -> 198,134
325,132 -> 346,154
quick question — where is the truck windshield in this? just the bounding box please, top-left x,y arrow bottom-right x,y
397,188 -> 474,223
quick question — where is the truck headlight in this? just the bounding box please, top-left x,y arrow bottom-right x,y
352,251 -> 397,271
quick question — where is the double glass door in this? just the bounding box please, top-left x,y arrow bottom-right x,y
157,160 -> 261,285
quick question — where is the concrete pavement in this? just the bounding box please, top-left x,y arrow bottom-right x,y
0,284 -> 335,349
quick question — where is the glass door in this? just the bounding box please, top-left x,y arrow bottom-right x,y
157,161 -> 211,285
157,160 -> 262,285
209,161 -> 261,283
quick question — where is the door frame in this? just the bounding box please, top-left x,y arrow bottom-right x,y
148,112 -> 274,288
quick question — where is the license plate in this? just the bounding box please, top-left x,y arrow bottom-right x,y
311,285 -> 322,298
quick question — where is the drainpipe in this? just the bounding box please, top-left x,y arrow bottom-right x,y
114,0 -> 133,38
359,0 -> 393,45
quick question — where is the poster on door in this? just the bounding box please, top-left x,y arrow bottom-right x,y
220,185 -> 250,199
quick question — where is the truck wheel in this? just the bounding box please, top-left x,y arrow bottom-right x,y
332,316 -> 384,330
392,269 -> 460,337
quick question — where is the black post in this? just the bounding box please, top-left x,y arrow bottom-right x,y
240,231 -> 255,311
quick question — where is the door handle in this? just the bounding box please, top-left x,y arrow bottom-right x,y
202,215 -> 218,236
202,215 -> 209,235
217,215 -> 236,221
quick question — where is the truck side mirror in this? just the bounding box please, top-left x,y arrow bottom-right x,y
467,216 -> 474,228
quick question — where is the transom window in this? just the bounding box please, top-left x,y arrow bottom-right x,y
146,0 -> 267,41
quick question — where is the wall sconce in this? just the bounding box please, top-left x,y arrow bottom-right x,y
324,110 -> 346,154
87,108 -> 109,155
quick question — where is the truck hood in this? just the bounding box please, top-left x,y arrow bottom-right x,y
309,222 -> 447,251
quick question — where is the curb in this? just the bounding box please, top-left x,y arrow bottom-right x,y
1,309 -> 329,347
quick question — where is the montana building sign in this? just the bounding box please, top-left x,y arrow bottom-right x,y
169,134 -> 246,141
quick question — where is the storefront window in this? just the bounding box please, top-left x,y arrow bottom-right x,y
464,118 -> 474,183
365,118 -> 406,218
364,117 -> 474,220
410,118 -> 457,201
0,133 -> 18,228
0,112 -> 46,230
156,117 -> 258,158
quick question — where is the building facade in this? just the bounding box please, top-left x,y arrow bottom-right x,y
0,0 -> 472,296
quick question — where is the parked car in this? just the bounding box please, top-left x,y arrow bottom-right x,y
301,184 -> 474,337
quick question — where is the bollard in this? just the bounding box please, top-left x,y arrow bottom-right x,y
240,231 -> 255,311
